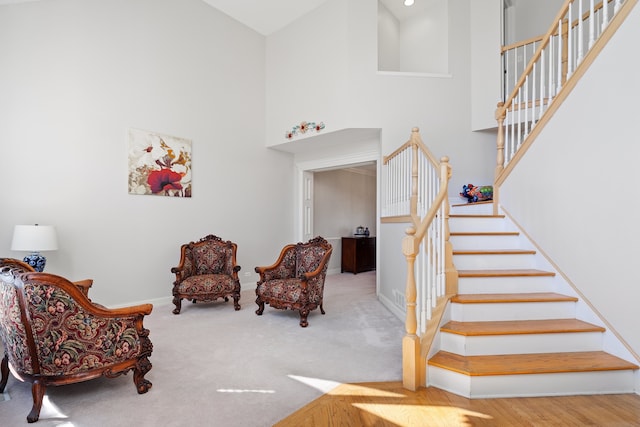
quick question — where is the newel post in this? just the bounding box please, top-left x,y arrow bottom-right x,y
440,158 -> 457,296
402,226 -> 420,391
494,102 -> 506,215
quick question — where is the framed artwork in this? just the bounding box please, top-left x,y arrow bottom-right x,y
128,128 -> 192,197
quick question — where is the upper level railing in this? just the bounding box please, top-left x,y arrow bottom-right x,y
496,0 -> 627,187
382,128 -> 454,391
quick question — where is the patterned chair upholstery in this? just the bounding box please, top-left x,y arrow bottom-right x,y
255,236 -> 332,327
0,268 -> 153,423
170,235 -> 241,314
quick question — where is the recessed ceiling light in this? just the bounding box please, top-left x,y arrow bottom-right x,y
404,0 -> 415,6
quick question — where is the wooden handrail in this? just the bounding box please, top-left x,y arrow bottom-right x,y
383,127 -> 439,168
501,34 -> 544,54
500,0 -> 573,114
500,1 -> 612,55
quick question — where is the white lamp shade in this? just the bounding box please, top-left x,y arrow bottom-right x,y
11,225 -> 59,252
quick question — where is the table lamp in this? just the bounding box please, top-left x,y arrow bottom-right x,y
11,224 -> 58,272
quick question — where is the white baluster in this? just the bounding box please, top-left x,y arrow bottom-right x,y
568,2 -> 573,78
517,87 -> 522,149
524,75 -> 529,137
557,20 -> 563,93
615,0 -> 622,14
510,99 -> 516,161
540,46 -> 546,120
602,0 -> 610,32
548,36 -> 555,97
589,0 -> 595,48
578,0 -> 584,63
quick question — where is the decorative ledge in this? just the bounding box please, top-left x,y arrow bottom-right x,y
285,121 -> 325,139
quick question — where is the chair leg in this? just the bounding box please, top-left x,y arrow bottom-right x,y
133,356 -> 153,394
299,309 -> 309,327
232,293 -> 241,311
0,352 -> 8,393
255,295 -> 264,315
172,296 -> 182,314
320,303 -> 325,315
27,380 -> 46,423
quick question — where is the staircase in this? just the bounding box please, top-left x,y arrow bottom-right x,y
426,201 -> 638,398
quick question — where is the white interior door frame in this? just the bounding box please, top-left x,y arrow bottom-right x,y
294,146 -> 381,294
295,148 -> 381,242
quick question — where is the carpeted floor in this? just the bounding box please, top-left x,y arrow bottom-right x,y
0,271 -> 404,426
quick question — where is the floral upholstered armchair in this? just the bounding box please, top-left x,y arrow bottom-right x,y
170,235 -> 241,314
255,236 -> 332,327
0,268 -> 153,423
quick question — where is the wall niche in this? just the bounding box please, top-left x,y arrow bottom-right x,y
377,0 -> 449,75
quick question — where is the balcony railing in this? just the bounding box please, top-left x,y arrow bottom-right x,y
496,0 -> 627,181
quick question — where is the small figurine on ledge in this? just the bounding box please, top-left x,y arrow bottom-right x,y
460,183 -> 493,203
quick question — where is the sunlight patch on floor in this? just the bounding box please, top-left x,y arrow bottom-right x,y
38,395 -> 71,424
287,375 -> 342,393
353,403 -> 493,426
327,383 -> 407,398
217,389 -> 275,394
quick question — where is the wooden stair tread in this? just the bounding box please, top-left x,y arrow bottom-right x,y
458,269 -> 555,277
450,214 -> 505,218
451,292 -> 578,304
451,201 -> 494,207
428,351 -> 639,376
451,231 -> 519,236
440,319 -> 605,336
453,249 -> 536,255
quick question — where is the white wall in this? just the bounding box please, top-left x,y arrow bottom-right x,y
314,168 -> 376,238
377,1 -> 400,71
265,0 -> 497,312
470,0 -> 502,130
508,0 -> 564,43
500,3 -> 640,358
265,0 -> 350,146
314,168 -> 377,273
398,0 -> 449,74
0,0 -> 294,307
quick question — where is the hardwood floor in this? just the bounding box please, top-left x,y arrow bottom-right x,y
275,382 -> 640,426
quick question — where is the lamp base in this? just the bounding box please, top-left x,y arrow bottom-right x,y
24,252 -> 46,272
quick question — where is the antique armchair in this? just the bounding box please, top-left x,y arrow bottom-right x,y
255,236 -> 332,327
0,268 -> 153,423
0,257 -> 94,297
170,235 -> 241,314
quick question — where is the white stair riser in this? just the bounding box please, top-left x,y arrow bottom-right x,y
429,367 -> 636,398
450,235 -> 523,250
450,203 -> 493,215
453,254 -> 535,270
449,217 -> 515,232
440,331 -> 603,356
451,301 -> 576,322
458,276 -> 555,294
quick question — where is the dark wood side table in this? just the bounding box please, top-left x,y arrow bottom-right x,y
341,236 -> 376,274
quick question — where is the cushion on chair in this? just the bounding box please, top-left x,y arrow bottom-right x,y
256,278 -> 302,303
192,243 -> 229,275
177,274 -> 236,296
296,244 -> 328,277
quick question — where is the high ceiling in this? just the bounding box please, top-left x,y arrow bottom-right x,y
203,0 -> 433,35
0,0 -> 431,36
